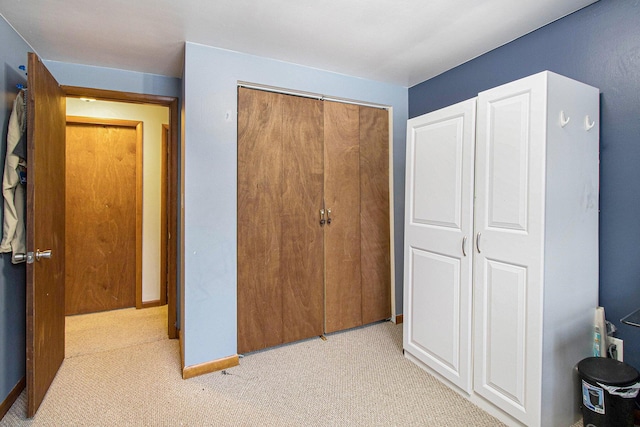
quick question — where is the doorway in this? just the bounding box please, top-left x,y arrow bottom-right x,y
63,86 -> 179,339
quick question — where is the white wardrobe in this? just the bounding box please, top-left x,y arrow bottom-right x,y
403,71 -> 599,427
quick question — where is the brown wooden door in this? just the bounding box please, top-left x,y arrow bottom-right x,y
237,88 -> 324,353
26,52 -> 66,417
324,104 -> 391,332
238,88 -> 284,353
359,106 -> 391,324
280,94 -> 324,344
324,101 -> 362,333
65,118 -> 141,315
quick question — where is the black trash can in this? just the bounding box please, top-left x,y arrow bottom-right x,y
577,357 -> 640,427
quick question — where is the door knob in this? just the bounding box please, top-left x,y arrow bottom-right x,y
36,249 -> 52,261
12,249 -> 51,264
14,253 -> 28,263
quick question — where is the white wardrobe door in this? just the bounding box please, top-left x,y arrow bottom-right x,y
473,74 -> 547,426
403,98 -> 476,393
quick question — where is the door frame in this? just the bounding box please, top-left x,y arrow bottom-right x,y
63,86 -> 179,339
160,124 -> 170,307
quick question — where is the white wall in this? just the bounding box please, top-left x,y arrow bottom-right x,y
182,42 -> 408,367
66,98 -> 169,303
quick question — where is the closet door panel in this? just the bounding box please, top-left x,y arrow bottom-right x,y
324,101 -> 362,333
403,99 -> 476,393
359,106 -> 391,324
281,95 -> 325,343
478,260 -> 527,406
237,88 -> 284,354
474,76 -> 546,425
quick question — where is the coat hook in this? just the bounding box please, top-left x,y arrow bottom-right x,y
560,110 -> 570,127
585,115 -> 595,131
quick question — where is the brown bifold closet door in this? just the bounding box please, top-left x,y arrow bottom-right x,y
238,88 -> 284,354
359,106 -> 391,324
280,95 -> 324,344
323,103 -> 391,333
238,87 -> 391,353
323,101 -> 362,333
237,88 -> 324,354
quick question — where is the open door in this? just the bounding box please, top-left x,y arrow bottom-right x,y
25,52 -> 66,417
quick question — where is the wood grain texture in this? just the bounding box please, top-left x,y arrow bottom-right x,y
237,88 -> 284,353
237,89 -> 392,348
26,52 -> 67,417
141,299 -> 162,308
281,95 -> 324,343
323,101 -> 362,334
359,106 -> 391,324
65,119 -> 140,315
182,355 -> 239,379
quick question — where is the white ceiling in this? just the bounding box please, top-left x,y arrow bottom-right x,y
0,0 -> 597,87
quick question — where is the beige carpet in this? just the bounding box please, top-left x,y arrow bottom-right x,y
65,305 -> 169,358
3,307 -> 518,426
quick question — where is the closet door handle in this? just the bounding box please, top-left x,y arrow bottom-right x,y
319,209 -> 325,226
462,236 -> 467,257
326,208 -> 332,225
476,233 -> 482,253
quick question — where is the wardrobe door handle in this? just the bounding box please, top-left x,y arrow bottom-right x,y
462,236 -> 467,257
326,208 -> 332,225
320,209 -> 325,226
476,233 -> 482,253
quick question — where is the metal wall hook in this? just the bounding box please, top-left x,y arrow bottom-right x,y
585,115 -> 595,131
560,110 -> 570,127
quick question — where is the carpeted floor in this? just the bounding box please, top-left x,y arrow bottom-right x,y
65,305 -> 169,358
2,306 -> 517,426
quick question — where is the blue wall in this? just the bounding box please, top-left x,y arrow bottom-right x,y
409,0 -> 640,369
182,43 -> 407,366
0,15 -> 30,411
43,60 -> 181,99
